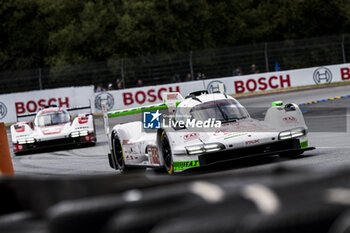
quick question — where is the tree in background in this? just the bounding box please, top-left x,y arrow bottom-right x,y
0,0 -> 349,71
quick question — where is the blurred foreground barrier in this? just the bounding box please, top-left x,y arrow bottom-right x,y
0,122 -> 14,175
1,166 -> 350,233
48,167 -> 350,233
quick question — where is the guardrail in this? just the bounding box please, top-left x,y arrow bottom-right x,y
1,63 -> 350,123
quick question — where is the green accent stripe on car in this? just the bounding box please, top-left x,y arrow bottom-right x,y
300,140 -> 308,149
107,101 -> 182,118
173,160 -> 200,171
272,100 -> 283,107
108,103 -> 168,118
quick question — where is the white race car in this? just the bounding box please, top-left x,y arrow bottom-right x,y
103,90 -> 314,174
11,105 -> 96,155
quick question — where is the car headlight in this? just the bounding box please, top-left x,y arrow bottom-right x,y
18,139 -> 27,144
203,144 -> 223,152
71,130 -> 89,138
26,138 -> 35,143
185,145 -> 204,155
186,143 -> 225,155
279,127 -> 306,140
291,128 -> 306,137
279,131 -> 292,140
71,132 -> 80,138
18,138 -> 35,144
79,130 -> 89,136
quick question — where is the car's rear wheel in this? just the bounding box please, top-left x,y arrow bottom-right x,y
160,131 -> 174,175
112,134 -> 145,173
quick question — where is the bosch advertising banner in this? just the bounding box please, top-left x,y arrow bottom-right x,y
95,63 -> 350,111
94,81 -> 207,111
0,86 -> 94,123
1,64 -> 349,123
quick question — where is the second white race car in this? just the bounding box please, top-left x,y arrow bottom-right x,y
11,105 -> 96,155
103,90 -> 315,174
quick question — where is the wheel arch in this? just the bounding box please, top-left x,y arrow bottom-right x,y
110,126 -> 127,143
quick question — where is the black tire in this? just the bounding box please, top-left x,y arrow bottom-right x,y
112,134 -> 126,172
279,150 -> 304,158
160,131 -> 174,175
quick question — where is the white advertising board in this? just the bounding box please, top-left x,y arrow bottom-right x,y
95,63 -> 350,112
1,64 -> 348,123
0,86 -> 95,123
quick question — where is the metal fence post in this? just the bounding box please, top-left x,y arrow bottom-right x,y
189,51 -> 194,80
38,68 -> 43,90
264,42 -> 269,72
342,34 -> 346,63
121,59 -> 125,89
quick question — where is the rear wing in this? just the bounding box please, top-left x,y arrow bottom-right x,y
16,113 -> 37,122
107,103 -> 168,118
102,92 -> 183,151
16,102 -> 92,122
67,104 -> 92,115
106,92 -> 183,118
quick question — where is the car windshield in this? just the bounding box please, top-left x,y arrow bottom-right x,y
36,111 -> 70,126
190,99 -> 249,122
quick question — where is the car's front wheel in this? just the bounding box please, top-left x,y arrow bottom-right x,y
160,131 -> 174,175
112,134 -> 126,173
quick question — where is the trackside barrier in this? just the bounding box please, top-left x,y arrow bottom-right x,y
94,63 -> 350,112
1,64 -> 349,124
0,122 -> 14,175
0,86 -> 95,124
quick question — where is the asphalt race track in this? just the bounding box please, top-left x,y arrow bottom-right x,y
6,84 -> 350,176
